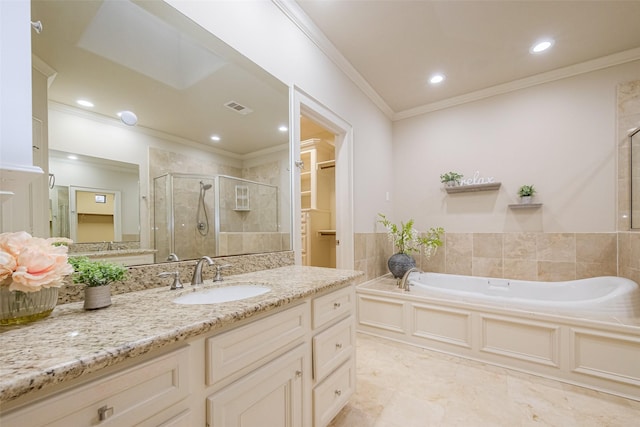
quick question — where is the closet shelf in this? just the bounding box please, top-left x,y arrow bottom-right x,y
445,182 -> 501,193
316,160 -> 335,170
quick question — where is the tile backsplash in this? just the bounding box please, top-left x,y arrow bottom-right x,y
354,232 -> 627,283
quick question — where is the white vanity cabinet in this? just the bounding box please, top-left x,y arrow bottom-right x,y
311,286 -> 356,427
1,347 -> 191,427
202,285 -> 356,427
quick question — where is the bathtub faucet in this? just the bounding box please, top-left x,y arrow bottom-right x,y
399,267 -> 421,291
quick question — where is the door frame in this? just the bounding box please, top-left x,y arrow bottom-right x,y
69,185 -> 122,243
291,86 -> 354,269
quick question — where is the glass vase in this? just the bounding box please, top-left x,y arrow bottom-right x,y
0,285 -> 59,326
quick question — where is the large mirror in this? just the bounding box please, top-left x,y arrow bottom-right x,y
32,0 -> 291,263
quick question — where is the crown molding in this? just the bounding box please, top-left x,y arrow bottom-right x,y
394,47 -> 640,121
272,0 -> 394,119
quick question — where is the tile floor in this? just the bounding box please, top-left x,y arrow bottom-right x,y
328,334 -> 640,427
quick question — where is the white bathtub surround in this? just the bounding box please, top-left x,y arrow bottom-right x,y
357,276 -> 640,402
328,334 -> 640,427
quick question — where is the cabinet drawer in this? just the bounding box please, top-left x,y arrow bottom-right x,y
2,347 -> 190,427
313,359 -> 355,427
312,286 -> 354,330
206,302 -> 308,386
313,316 -> 354,382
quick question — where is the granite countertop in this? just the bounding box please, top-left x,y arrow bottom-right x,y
0,266 -> 362,405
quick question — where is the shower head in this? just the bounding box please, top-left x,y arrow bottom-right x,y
200,181 -> 212,190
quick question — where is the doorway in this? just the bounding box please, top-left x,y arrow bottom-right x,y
292,87 -> 354,269
69,186 -> 122,243
300,117 -> 336,267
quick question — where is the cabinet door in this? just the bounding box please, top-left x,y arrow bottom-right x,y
207,344 -> 308,427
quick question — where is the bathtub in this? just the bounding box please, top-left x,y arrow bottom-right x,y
356,274 -> 640,401
404,272 -> 640,319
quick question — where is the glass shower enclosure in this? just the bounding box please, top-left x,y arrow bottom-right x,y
153,173 -> 280,262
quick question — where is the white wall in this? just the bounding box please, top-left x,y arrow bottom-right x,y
165,0 -> 394,233
392,60 -> 640,233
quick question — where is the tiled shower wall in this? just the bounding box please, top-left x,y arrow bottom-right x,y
355,79 -> 640,284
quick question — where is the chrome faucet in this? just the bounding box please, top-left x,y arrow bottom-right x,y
166,253 -> 179,262
191,256 -> 214,286
399,267 -> 421,291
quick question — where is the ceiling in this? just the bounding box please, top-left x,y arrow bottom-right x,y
294,0 -> 640,117
30,0 -> 640,150
30,0 -> 289,157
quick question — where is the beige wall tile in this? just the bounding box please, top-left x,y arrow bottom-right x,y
421,242 -> 446,273
473,233 -> 503,258
472,257 -> 503,278
504,232 -> 537,260
575,233 -> 616,264
536,233 -> 575,262
537,261 -> 575,281
576,262 -> 617,279
354,233 -> 366,262
630,233 -> 640,270
503,259 -> 538,280
446,233 -> 472,275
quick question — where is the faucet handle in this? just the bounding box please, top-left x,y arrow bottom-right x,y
158,271 -> 183,290
213,264 -> 232,282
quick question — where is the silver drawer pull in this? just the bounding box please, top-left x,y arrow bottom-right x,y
334,389 -> 342,396
295,370 -> 302,378
98,405 -> 114,421
333,302 -> 341,309
335,343 -> 342,349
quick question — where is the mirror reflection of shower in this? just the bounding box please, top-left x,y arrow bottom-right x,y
197,181 -> 213,236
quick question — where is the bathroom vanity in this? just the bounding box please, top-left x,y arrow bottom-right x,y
0,266 -> 362,426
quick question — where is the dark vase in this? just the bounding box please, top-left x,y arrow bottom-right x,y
387,253 -> 416,279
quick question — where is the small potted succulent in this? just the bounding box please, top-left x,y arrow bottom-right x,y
517,184 -> 536,204
377,213 -> 444,279
440,171 -> 464,187
69,257 -> 127,310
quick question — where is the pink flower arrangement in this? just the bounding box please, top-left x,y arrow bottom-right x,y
0,231 -> 74,293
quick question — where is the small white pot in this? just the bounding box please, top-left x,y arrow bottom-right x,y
520,196 -> 532,204
84,284 -> 112,310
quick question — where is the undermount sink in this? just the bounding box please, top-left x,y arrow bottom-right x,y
173,284 -> 271,305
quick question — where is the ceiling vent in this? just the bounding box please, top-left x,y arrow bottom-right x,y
224,101 -> 253,115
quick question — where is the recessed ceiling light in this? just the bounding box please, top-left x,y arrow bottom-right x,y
530,39 -> 554,54
76,99 -> 94,108
429,74 -> 445,84
210,135 -> 221,142
278,125 -> 288,132
67,155 -> 78,160
117,110 -> 138,126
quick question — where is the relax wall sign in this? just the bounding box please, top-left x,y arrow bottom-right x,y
459,171 -> 495,186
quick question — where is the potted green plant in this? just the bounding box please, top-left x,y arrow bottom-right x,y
440,171 -> 464,187
377,213 -> 444,279
69,257 -> 127,310
517,184 -> 536,204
